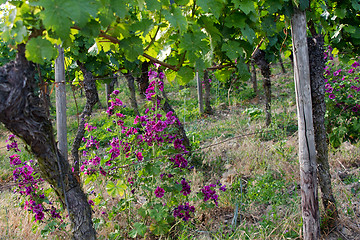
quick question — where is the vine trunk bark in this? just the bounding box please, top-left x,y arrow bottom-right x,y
204,70 -> 213,114
253,49 -> 271,126
125,72 -> 140,116
0,45 -> 96,239
71,62 -> 100,175
308,36 -> 338,228
250,60 -> 258,95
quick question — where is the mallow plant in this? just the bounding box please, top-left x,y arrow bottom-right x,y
324,46 -> 360,147
79,65 -> 226,238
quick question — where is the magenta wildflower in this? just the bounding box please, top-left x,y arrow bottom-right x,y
154,186 -> 165,198
329,94 -> 336,99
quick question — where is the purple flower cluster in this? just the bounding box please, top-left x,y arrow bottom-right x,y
200,184 -> 219,206
6,134 -> 21,152
173,202 -> 195,221
7,135 -> 62,222
180,179 -> 191,196
79,66 -> 227,224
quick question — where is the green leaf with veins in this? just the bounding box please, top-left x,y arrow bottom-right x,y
110,0 -> 128,18
129,222 -> 147,238
62,0 -> 99,27
119,36 -> 144,62
130,18 -> 154,37
222,40 -> 243,60
25,37 -> 57,64
179,31 -> 208,62
236,58 -> 250,81
37,0 -> 72,41
232,0 -> 255,14
224,12 -> 247,28
177,66 -> 194,85
197,0 -> 225,19
146,0 -> 162,11
163,7 -> 188,33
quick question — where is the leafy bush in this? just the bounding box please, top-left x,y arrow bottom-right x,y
324,47 -> 360,147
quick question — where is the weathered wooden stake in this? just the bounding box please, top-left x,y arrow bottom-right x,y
196,71 -> 203,114
291,9 -> 320,240
55,45 -> 68,161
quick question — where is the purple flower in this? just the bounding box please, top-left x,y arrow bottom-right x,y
333,69 -> 342,76
325,87 -> 333,93
136,152 -> 143,161
219,185 -> 227,192
158,72 -> 165,79
329,94 -> 336,99
35,212 -> 44,221
9,154 -> 21,165
173,202 -> 195,221
148,70 -> 158,80
180,179 -> 191,196
154,186 -> 165,198
112,90 -> 120,95
200,184 -> 219,206
88,200 -> 94,206
352,61 -> 359,68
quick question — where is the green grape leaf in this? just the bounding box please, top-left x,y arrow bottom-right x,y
236,58 -> 250,81
352,0 -> 360,10
222,40 -> 243,60
129,222 -> 147,238
214,68 -> 232,83
334,7 -> 347,19
119,36 -> 144,62
110,0 -> 128,18
197,0 -> 224,19
267,0 -> 283,14
241,24 -> 256,44
130,18 -> 154,37
12,21 -> 27,43
232,0 -> 255,14
163,7 -> 188,33
177,66 -> 194,85
199,16 -> 222,43
299,0 -> 309,11
106,181 -> 127,197
146,0 -> 161,11
25,37 -> 57,64
224,12 -> 247,28
179,31 -> 208,62
62,0 -> 99,27
37,0 -> 72,41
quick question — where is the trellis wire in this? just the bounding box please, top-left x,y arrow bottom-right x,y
0,125 -> 294,192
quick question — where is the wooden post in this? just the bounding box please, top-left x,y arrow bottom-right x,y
291,9 -> 320,240
55,45 -> 68,161
196,71 -> 203,114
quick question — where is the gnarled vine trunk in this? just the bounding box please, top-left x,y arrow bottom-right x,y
250,60 -> 258,95
137,61 -> 151,97
124,72 -> 140,116
71,62 -> 100,175
308,36 -> 338,228
253,49 -> 271,126
0,45 -> 96,240
204,70 -> 213,114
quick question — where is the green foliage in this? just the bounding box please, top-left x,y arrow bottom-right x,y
324,52 -> 360,147
246,171 -> 288,205
25,37 -> 57,64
